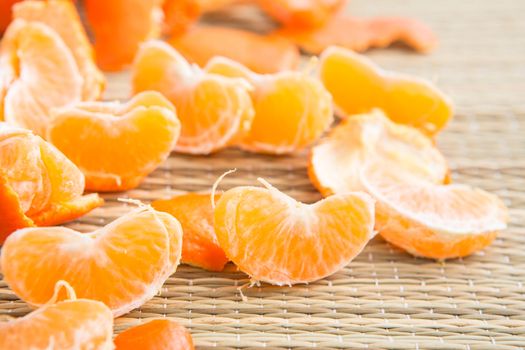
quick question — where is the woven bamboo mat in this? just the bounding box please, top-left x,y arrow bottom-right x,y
2,0 -> 525,348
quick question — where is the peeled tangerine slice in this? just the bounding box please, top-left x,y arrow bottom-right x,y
214,179 -> 375,285
0,19 -> 82,137
1,207 -> 183,317
114,319 -> 194,350
153,193 -> 229,272
13,0 -> 105,100
0,123 -> 103,244
0,281 -> 113,350
361,161 -> 508,260
277,15 -> 438,55
47,91 -> 181,192
168,25 -> 300,74
319,46 -> 453,136
206,56 -> 333,154
132,41 -> 254,155
308,110 -> 449,196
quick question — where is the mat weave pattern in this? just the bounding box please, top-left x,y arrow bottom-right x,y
1,0 -> 525,348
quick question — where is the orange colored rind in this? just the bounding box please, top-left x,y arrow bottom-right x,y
0,281 -> 114,350
259,0 -> 346,29
0,19 -> 82,136
1,207 -> 183,317
318,46 -> 453,135
214,178 -> 375,285
207,56 -> 333,154
308,110 -> 448,196
361,161 -> 508,260
47,91 -> 181,192
132,41 -> 254,154
153,193 -> 229,272
114,318 -> 194,350
277,15 -> 438,54
168,25 -> 300,74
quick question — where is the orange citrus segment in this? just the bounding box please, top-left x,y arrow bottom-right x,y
85,0 -> 164,71
0,173 -> 35,244
1,207 -> 183,317
277,15 -> 438,54
132,41 -> 254,154
114,319 -> 194,350
214,179 -> 375,285
258,0 -> 346,29
47,91 -> 181,192
0,282 -> 114,350
168,25 -> 300,74
308,110 -> 448,196
0,19 -> 82,137
13,0 -> 105,100
31,193 -> 104,227
318,46 -> 453,135
361,161 -> 508,260
153,193 -> 229,272
206,56 -> 333,154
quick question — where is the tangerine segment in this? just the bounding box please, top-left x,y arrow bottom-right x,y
168,25 -> 300,74
153,193 -> 229,272
0,19 -> 82,137
1,208 -> 183,317
258,0 -> 346,29
214,179 -> 375,285
85,0 -> 164,71
319,46 -> 453,135
47,91 -> 181,192
0,282 -> 113,350
308,110 -> 448,196
31,193 -> 104,227
114,319 -> 194,350
13,0 -> 106,100
361,162 -> 508,260
0,174 -> 35,244
132,41 -> 254,155
206,57 -> 333,154
277,16 -> 438,55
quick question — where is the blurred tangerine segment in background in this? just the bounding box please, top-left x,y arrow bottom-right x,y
0,19 -> 82,136
207,56 -> 333,154
153,193 -> 229,272
47,91 -> 181,192
319,46 -> 453,135
277,15 -> 438,54
85,0 -> 164,71
114,319 -> 194,350
259,0 -> 346,28
1,208 -> 183,317
132,41 -> 254,155
13,0 -> 105,100
168,25 -> 300,73
0,123 -> 102,244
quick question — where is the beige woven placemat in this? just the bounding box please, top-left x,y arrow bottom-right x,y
2,0 -> 525,348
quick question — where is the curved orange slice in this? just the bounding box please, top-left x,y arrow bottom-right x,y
214,179 -> 375,285
361,161 -> 508,260
308,110 -> 448,196
0,281 -> 114,350
1,207 -> 183,317
206,56 -> 333,154
0,19 -> 82,136
114,319 -> 194,350
153,193 -> 228,271
132,41 -> 254,154
258,0 -> 346,29
168,25 -> 300,74
85,0 -> 164,71
13,0 -> 105,100
277,15 -> 438,55
319,46 -> 453,135
47,91 -> 181,192
0,123 -> 102,243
